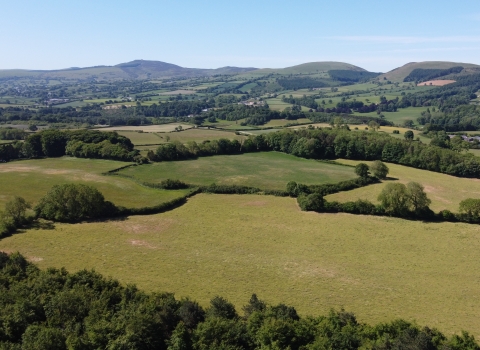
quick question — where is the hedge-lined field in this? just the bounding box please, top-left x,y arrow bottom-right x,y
326,159 -> 480,212
0,157 -> 189,209
2,194 -> 480,337
117,151 -> 357,190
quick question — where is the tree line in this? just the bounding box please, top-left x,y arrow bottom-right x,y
328,70 -> 381,83
0,252 -> 478,349
403,66 -> 464,83
148,127 -> 480,178
0,130 -> 140,162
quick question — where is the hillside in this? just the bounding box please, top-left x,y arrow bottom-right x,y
379,61 -> 480,82
0,60 -> 258,81
252,61 -> 367,75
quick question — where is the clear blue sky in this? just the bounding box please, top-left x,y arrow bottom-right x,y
1,0 -> 480,72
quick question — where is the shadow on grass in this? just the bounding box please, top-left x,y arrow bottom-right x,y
29,220 -> 55,230
384,176 -> 399,181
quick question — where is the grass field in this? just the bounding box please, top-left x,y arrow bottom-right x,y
0,158 -> 189,209
118,152 -> 357,190
354,107 -> 430,125
96,124 -> 193,132
326,160 -> 480,212
2,194 -> 480,336
114,131 -> 164,145
263,118 -> 312,127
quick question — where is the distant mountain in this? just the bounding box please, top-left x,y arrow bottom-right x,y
251,61 -> 367,75
379,61 -> 480,82
0,60 -> 258,80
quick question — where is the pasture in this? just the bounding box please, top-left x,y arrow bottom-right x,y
2,194 -> 480,337
263,118 -> 312,127
0,158 -> 189,209
117,152 -> 357,190
326,159 -> 480,212
95,123 -> 193,132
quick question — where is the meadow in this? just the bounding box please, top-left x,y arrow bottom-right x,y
326,159 -> 480,212
117,152 -> 357,190
0,158 -> 189,209
2,194 -> 480,337
95,123 -> 193,132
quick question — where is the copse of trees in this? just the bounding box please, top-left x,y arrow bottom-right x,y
0,127 -> 27,140
1,252 -> 478,349
34,183 -> 118,222
378,182 -> 432,217
15,129 -> 140,162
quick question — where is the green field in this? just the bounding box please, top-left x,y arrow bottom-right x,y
0,158 -> 189,209
354,107 -> 430,125
326,160 -> 480,212
2,194 -> 480,336
118,152 -> 357,190
263,118 -> 312,127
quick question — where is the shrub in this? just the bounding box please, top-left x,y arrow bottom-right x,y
370,160 -> 389,179
354,163 -> 370,178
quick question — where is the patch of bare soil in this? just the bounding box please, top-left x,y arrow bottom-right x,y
129,240 -> 157,249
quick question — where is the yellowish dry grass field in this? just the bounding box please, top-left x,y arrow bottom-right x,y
2,194 -> 480,337
327,160 -> 480,212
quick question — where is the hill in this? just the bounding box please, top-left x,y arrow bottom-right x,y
252,61 -> 367,75
379,61 -> 480,82
0,60 -> 258,81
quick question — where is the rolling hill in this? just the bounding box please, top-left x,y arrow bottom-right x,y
379,61 -> 480,82
0,60 -> 258,81
251,61 -> 367,75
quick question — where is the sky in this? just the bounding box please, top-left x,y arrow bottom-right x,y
1,0 -> 480,72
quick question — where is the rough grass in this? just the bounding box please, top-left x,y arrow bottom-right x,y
0,158 -> 189,209
118,152 -> 357,190
326,159 -> 480,212
96,124 -> 193,132
136,129 -> 245,144
2,194 -> 480,337
263,118 -> 311,127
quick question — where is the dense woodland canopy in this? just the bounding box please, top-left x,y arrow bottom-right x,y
0,252 -> 478,350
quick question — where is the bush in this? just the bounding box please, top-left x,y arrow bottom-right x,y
35,184 -> 117,222
370,160 -> 389,179
354,163 -> 370,177
297,193 -> 325,211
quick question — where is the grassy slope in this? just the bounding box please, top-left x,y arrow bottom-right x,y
252,62 -> 367,75
379,61 -> 480,82
326,159 -> 480,212
118,152 -> 356,190
2,194 -> 480,336
0,158 -> 189,209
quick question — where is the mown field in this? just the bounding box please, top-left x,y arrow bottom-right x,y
117,152 -> 357,190
326,159 -> 480,212
2,194 -> 480,337
95,123 -> 193,132
0,158 -> 189,209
